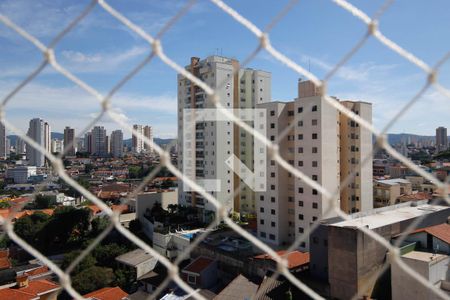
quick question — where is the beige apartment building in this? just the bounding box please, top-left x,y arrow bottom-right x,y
177,56 -> 271,218
256,80 -> 373,250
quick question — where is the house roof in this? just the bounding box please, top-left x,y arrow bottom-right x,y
83,286 -> 128,300
253,250 -> 310,269
182,257 -> 215,274
115,249 -> 154,267
0,279 -> 60,300
214,274 -> 258,300
377,178 -> 411,185
412,223 -> 450,244
0,256 -> 11,270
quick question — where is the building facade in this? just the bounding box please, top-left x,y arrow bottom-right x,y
110,130 -> 124,158
91,126 -> 107,156
63,126 -> 75,156
177,56 -> 271,217
26,118 -> 48,167
0,122 -> 6,159
256,80 -> 373,250
436,126 -> 448,153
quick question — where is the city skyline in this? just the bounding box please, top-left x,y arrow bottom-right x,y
1,1 -> 450,137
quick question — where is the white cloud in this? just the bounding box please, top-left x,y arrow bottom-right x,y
0,80 -> 177,137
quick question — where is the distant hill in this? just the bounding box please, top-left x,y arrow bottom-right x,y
7,132 -> 63,145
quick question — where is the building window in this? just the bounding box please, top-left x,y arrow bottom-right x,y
271,209 -> 275,215
312,105 -> 317,112
288,110 -> 294,116
298,107 -> 303,113
271,172 -> 275,178
298,187 -> 304,193
260,232 -> 266,238
270,110 -> 275,116
312,161 -> 318,167
312,189 -> 318,195
260,207 -> 264,213
312,119 -> 318,126
298,147 -> 303,153
312,133 -> 318,139
298,134 -> 303,140
260,195 -> 264,201
312,216 -> 318,221
260,219 -> 264,225
288,197 -> 294,202
298,214 -> 304,220
313,202 -> 318,209
298,120 -> 303,127
271,221 -> 275,227
270,136 -> 275,141
271,197 -> 275,203
269,234 -> 275,240
299,227 -> 304,233
299,200 -> 304,207
187,275 -> 196,285
271,160 -> 275,166
270,123 -> 275,129
312,175 -> 318,181
271,185 -> 275,190
312,147 -> 318,153
298,161 -> 303,167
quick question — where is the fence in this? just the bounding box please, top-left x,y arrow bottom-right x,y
0,0 -> 449,299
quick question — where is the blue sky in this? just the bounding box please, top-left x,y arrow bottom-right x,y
1,0 -> 450,138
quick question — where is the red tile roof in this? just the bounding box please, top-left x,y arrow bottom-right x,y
0,279 -> 60,300
253,250 -> 310,269
83,287 -> 128,300
24,266 -> 49,277
0,256 -> 11,270
412,223 -> 450,244
182,257 -> 215,274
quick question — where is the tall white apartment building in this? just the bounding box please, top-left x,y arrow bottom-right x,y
91,126 -> 107,156
256,80 -> 373,250
44,122 -> 51,156
51,139 -> 64,153
178,56 -> 271,218
143,125 -> 153,153
110,130 -> 124,158
26,118 -> 48,167
132,125 -> 152,154
16,137 -> 26,154
0,122 -> 6,159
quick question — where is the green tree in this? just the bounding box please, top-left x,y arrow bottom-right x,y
90,216 -> 110,236
38,207 -> 91,249
84,164 -> 94,174
128,166 -> 140,179
35,195 -> 56,209
14,212 -> 50,245
93,243 -> 128,268
61,251 -> 96,275
71,266 -> 114,295
114,267 -> 137,293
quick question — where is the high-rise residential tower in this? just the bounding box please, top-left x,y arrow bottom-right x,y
143,125 -> 153,153
132,125 -> 144,154
339,101 -> 373,214
110,130 -> 123,158
84,132 -> 93,154
26,118 -> 47,167
0,122 -> 6,159
91,126 -> 107,156
256,80 -> 373,250
64,126 -> 76,156
177,56 -> 271,218
436,126 -> 448,153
